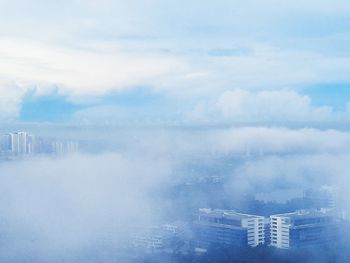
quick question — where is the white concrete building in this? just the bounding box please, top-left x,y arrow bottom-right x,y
194,209 -> 265,248
9,132 -> 27,155
270,209 -> 338,249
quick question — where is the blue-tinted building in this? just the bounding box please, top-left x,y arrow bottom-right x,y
270,209 -> 339,249
194,209 -> 265,250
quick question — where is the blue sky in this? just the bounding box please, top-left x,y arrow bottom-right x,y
0,0 -> 350,124
19,88 -> 181,123
302,85 -> 350,111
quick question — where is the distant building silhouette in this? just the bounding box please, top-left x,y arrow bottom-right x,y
303,186 -> 337,209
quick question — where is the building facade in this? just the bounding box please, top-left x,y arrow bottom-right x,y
270,209 -> 338,249
8,132 -> 31,155
194,208 -> 265,250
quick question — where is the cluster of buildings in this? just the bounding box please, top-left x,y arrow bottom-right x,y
193,186 -> 342,251
132,223 -> 190,253
131,186 -> 344,256
132,207 -> 343,255
0,131 -> 79,157
194,208 -> 339,251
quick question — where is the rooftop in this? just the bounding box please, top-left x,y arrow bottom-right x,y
199,208 -> 263,220
271,209 -> 335,220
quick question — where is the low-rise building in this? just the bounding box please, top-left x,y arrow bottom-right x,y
132,223 -> 188,252
194,208 -> 265,250
270,209 -> 339,249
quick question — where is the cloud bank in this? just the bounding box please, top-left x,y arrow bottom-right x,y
0,1 -> 350,123
0,126 -> 350,261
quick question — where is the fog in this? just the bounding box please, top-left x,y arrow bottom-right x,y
0,153 -> 173,262
0,126 -> 350,262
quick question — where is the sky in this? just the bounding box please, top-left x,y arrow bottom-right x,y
0,0 -> 350,124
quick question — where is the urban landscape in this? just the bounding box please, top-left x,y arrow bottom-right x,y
0,130 -> 348,262
0,131 -> 79,157
1,0 -> 350,262
126,183 -> 350,262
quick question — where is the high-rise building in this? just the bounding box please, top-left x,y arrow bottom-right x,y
17,132 -> 28,154
8,132 -> 32,155
194,209 -> 265,250
51,140 -> 79,155
0,132 -> 79,157
270,209 -> 339,249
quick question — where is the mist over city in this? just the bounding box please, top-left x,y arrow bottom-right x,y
1,0 -> 350,262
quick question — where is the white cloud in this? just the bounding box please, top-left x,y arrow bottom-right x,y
0,0 -> 349,121
0,38 -> 188,96
73,105 -> 129,125
0,82 -> 26,120
190,89 -> 333,122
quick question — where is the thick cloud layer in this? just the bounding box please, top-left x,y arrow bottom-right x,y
0,153 -> 172,262
0,126 -> 350,261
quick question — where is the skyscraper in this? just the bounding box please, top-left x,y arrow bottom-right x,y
9,132 -> 31,155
